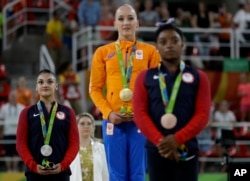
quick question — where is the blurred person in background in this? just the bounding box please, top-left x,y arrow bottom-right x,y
175,7 -> 194,65
213,100 -> 237,171
78,0 -> 101,28
175,8 -> 192,36
99,6 -> 116,41
132,0 -> 141,16
237,73 -> 250,136
63,12 -> 80,50
70,112 -> 109,181
46,11 -> 64,70
100,0 -> 116,16
233,1 -> 250,43
237,73 -> 250,122
0,90 -> 25,172
213,100 -> 237,136
77,0 -> 101,40
155,1 -> 169,21
58,61 -> 82,115
217,3 -> 232,57
139,0 -> 159,41
139,0 -> 159,27
16,76 -> 34,106
192,1 -> 214,67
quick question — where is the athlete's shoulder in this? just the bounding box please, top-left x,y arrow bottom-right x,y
186,65 -> 207,79
137,41 -> 157,49
58,103 -> 72,111
184,64 -> 209,84
93,42 -> 115,61
96,42 -> 115,51
94,140 -> 104,146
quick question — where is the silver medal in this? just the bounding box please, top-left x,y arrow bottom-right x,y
40,145 -> 53,157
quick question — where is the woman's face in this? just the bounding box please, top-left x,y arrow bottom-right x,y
78,116 -> 94,138
114,5 -> 138,40
156,29 -> 183,62
36,73 -> 57,98
219,101 -> 229,113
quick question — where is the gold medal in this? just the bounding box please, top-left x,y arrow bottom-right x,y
160,113 -> 177,129
119,88 -> 133,102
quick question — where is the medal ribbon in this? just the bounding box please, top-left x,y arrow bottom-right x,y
159,61 -> 190,160
37,101 -> 58,145
115,41 -> 136,88
158,61 -> 185,113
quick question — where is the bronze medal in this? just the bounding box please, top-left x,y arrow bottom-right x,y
160,113 -> 177,129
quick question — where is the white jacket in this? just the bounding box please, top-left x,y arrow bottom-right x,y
70,140 -> 109,181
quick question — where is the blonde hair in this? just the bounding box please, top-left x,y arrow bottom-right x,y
76,112 -> 96,138
76,112 -> 95,124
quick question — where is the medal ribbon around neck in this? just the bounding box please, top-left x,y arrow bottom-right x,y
158,61 -> 191,161
158,61 -> 185,113
37,101 -> 58,145
115,41 -> 136,88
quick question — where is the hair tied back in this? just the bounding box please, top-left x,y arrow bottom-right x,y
155,17 -> 175,27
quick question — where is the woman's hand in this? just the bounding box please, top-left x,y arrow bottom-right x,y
157,135 -> 180,161
108,111 -> 134,124
37,163 -> 61,175
108,111 -> 123,124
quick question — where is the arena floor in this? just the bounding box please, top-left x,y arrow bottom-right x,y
0,172 -> 227,181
